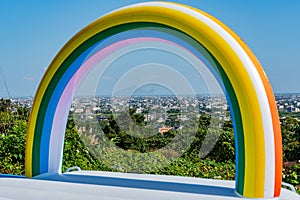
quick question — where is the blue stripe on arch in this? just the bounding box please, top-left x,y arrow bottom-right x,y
38,26 -> 228,174
39,45 -> 100,173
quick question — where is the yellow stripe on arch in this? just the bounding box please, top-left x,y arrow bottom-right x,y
179,3 -> 280,196
24,11 -> 117,177
175,6 -> 267,196
195,6 -> 281,195
100,5 -> 264,197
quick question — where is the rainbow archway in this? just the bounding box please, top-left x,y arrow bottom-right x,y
25,2 -> 282,199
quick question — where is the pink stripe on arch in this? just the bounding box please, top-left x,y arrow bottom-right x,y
47,37 -> 188,173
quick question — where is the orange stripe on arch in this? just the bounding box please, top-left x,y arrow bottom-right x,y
192,6 -> 282,196
208,16 -> 282,197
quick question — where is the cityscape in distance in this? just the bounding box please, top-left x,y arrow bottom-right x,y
8,93 -> 300,132
11,93 -> 300,114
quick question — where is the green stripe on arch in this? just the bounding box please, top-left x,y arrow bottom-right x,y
31,22 -> 245,187
216,60 -> 245,195
182,37 -> 245,194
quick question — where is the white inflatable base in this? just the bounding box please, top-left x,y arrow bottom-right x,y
0,171 -> 299,200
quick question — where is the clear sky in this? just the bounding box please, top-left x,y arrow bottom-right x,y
0,0 -> 299,97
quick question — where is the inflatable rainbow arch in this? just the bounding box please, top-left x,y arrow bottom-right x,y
25,2 -> 282,199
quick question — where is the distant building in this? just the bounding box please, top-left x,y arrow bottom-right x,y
159,126 -> 173,134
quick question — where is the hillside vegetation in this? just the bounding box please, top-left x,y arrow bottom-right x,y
0,98 -> 299,193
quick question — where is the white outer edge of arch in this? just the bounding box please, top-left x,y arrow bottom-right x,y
124,2 -> 275,197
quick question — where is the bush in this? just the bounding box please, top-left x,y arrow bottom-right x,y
0,120 -> 26,175
281,116 -> 300,162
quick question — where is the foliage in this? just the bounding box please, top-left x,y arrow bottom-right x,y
154,154 -> 235,180
0,99 -> 28,174
99,114 -> 177,153
0,100 -> 109,174
0,119 -> 26,174
280,116 -> 300,161
283,161 -> 300,193
0,99 -> 300,194
279,116 -> 300,193
98,147 -> 170,173
186,114 -> 235,162
62,118 -> 109,172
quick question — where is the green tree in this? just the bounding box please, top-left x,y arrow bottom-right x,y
62,118 -> 109,172
281,116 -> 300,161
0,120 -> 26,174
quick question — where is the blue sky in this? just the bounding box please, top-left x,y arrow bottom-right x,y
0,0 -> 299,97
